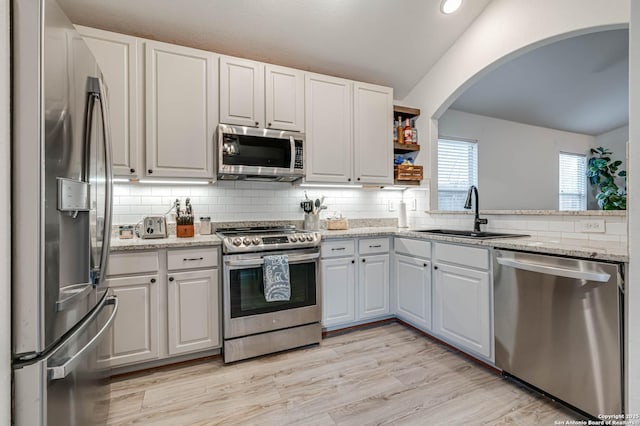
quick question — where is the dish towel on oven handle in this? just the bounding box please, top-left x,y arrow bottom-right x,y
263,254 -> 291,302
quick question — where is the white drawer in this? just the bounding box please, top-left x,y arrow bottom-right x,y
358,238 -> 389,255
394,238 -> 431,259
107,251 -> 159,276
434,242 -> 489,270
167,247 -> 219,271
321,240 -> 355,258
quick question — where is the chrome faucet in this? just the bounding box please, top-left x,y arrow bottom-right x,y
464,185 -> 488,232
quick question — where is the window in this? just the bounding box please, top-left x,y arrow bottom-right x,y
437,138 -> 478,211
559,152 -> 587,211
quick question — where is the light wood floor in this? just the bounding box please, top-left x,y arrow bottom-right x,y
103,322 -> 580,425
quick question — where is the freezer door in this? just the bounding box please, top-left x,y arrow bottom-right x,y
14,294 -> 118,426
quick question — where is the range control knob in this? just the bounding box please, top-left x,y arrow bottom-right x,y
252,237 -> 261,245
232,238 -> 242,247
306,234 -> 314,242
296,234 -> 305,243
289,235 -> 298,242
243,237 -> 252,246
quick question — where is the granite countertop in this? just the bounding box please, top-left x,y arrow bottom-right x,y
322,227 -> 628,262
110,227 -> 628,262
110,234 -> 222,252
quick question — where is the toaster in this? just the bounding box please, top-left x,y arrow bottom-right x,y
141,216 -> 167,239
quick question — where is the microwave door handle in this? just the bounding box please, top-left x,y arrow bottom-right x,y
290,136 -> 296,171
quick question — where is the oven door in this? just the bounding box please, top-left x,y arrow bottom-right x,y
223,248 -> 320,339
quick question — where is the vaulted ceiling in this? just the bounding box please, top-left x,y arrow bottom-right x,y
57,0 -> 493,99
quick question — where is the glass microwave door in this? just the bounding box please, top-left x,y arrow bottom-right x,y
222,134 -> 291,168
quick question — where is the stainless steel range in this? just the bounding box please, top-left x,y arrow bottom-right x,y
218,226 -> 322,363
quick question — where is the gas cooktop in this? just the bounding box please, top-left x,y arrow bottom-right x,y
217,225 -> 321,254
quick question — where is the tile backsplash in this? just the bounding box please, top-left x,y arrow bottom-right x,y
112,181 -> 423,225
112,181 -> 627,243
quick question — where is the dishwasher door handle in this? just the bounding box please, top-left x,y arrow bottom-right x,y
496,257 -> 611,283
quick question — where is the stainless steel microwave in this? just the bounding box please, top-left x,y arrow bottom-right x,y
217,124 -> 305,182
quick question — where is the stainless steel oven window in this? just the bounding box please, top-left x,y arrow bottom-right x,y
229,262 -> 316,317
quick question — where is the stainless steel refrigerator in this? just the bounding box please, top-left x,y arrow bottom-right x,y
12,0 -> 117,424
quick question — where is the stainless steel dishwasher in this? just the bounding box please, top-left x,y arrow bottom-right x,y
493,250 -> 624,417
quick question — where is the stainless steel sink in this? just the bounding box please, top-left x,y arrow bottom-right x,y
413,229 -> 529,239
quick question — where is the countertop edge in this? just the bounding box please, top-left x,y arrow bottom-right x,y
110,228 -> 628,262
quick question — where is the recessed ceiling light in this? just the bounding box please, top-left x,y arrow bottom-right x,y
441,0 -> 462,14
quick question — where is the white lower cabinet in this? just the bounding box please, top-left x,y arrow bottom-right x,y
321,238 -> 390,328
394,254 -> 431,330
358,254 -> 390,320
321,257 -> 356,327
102,248 -> 220,370
433,243 -> 492,360
167,269 -> 220,355
98,274 -> 160,368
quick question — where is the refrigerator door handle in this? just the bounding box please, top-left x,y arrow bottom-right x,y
95,78 -> 114,283
48,296 -> 118,381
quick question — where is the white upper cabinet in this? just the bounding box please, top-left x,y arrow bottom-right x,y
265,64 -> 305,132
77,26 -> 142,178
305,73 -> 353,183
145,41 -> 217,179
219,56 -> 264,128
220,58 -> 304,132
353,82 -> 393,184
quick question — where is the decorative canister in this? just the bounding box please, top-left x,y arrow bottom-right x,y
199,217 -> 212,235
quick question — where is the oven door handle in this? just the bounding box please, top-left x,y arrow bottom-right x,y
225,252 -> 319,267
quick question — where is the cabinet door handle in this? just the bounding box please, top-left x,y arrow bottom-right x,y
267,122 -> 272,127
369,244 -> 382,248
434,266 -> 438,270
357,177 -> 361,181
351,260 -> 355,264
347,178 -> 351,182
362,259 -> 366,263
150,278 -> 156,283
130,168 -> 135,174
331,247 -> 346,251
148,169 -> 153,174
255,121 -> 259,127
169,277 -> 174,282
423,263 -> 427,267
183,257 -> 204,261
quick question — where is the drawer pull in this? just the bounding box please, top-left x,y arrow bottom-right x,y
183,257 -> 204,261
369,244 -> 382,248
331,247 -> 346,251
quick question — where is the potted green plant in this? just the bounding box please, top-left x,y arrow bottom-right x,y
587,147 -> 627,210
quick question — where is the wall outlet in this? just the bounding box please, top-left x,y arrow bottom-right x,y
576,220 -> 606,233
388,200 -> 396,212
409,199 -> 417,211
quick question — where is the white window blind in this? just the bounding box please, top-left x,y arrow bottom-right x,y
438,138 -> 478,211
559,152 -> 587,211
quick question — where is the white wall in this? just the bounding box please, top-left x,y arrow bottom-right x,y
438,109 -> 594,210
0,0 -> 10,423
401,0 -> 628,210
627,0 -> 639,415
